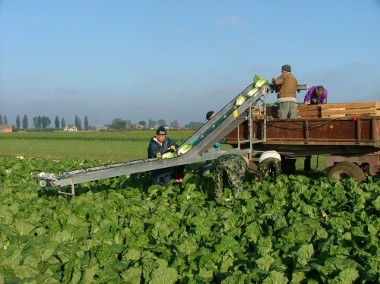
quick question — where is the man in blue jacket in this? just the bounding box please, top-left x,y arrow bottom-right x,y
148,126 -> 183,185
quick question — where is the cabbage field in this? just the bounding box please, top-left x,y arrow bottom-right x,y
1,155 -> 379,283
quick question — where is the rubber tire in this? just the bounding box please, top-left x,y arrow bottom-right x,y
281,158 -> 296,175
257,157 -> 281,182
327,161 -> 366,182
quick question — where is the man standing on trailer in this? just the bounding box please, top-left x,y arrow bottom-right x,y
272,64 -> 298,118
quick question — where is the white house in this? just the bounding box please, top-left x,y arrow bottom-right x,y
63,124 -> 78,132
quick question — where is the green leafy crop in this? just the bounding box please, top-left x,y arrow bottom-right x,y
1,157 -> 379,283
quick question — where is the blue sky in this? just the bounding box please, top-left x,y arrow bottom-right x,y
1,0 -> 379,127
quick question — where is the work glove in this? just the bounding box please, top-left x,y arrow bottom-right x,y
156,152 -> 161,158
167,145 -> 176,152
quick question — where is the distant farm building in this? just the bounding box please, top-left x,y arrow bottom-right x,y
0,125 -> 12,133
135,124 -> 145,129
63,125 -> 78,132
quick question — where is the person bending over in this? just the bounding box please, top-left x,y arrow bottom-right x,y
213,154 -> 247,198
303,85 -> 328,105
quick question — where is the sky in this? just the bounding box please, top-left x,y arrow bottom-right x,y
1,0 -> 380,128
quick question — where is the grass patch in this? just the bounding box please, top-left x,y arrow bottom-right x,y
1,131 -> 326,174
0,131 -> 193,162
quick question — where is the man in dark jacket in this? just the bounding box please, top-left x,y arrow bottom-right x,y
148,126 -> 183,185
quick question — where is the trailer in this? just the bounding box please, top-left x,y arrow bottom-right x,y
37,77 -> 380,195
226,104 -> 380,181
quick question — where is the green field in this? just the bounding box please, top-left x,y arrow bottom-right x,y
0,131 -> 324,172
1,156 -> 379,282
1,132 -> 379,282
0,131 -> 194,162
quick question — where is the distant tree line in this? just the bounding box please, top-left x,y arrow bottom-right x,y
1,114 -> 204,131
0,114 -> 89,131
107,118 -> 202,130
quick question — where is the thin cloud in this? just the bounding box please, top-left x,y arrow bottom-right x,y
217,16 -> 243,27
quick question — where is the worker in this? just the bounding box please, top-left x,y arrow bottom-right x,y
303,86 -> 328,171
272,64 -> 298,118
212,154 -> 247,198
147,125 -> 183,185
202,111 -> 223,176
304,85 -> 328,105
206,110 -> 216,121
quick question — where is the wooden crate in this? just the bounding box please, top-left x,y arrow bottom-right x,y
252,105 -> 277,119
320,102 -> 380,118
297,105 -> 321,118
253,102 -> 380,119
266,105 -> 278,118
253,104 -> 320,119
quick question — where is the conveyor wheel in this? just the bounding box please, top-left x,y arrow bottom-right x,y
327,161 -> 366,182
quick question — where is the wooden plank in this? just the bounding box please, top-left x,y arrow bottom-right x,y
298,105 -> 320,111
323,110 -> 377,115
321,102 -> 380,109
320,102 -> 380,117
252,102 -> 380,119
331,113 -> 379,117
298,109 -> 320,113
297,105 -> 321,118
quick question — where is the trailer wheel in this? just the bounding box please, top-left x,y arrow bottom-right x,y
281,158 -> 296,175
327,161 -> 366,182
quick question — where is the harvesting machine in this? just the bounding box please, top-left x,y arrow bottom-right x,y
37,76 -> 380,195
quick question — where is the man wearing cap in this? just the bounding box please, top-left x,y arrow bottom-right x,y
272,64 -> 298,119
148,125 -> 183,185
